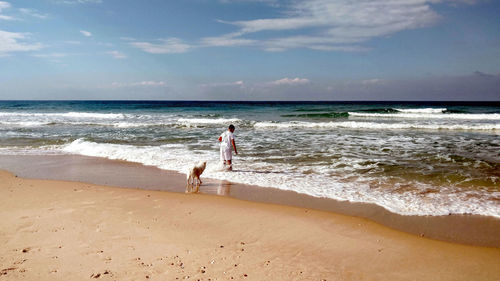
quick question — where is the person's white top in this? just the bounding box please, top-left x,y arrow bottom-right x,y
220,130 -> 234,151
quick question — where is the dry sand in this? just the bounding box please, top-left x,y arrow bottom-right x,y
1,170 -> 500,281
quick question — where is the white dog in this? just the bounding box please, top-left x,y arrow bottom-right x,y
186,161 -> 206,193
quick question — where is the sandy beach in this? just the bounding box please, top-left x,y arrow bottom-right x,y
1,169 -> 500,281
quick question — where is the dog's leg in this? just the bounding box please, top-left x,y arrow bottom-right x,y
194,175 -> 201,193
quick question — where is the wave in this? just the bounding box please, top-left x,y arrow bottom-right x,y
357,108 -> 399,113
394,108 -> 446,114
283,108 -> 498,120
293,107 -> 334,112
0,120 -> 163,128
0,111 -> 127,119
177,118 -> 241,125
281,112 -> 349,119
348,112 -> 500,120
0,118 -> 242,129
59,139 -> 500,218
0,121 -> 53,127
254,121 -> 500,131
443,109 -> 468,114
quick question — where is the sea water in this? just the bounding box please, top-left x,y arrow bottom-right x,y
0,101 -> 498,217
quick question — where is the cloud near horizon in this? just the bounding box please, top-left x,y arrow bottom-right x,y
111,81 -> 166,88
196,72 -> 500,101
200,80 -> 245,88
269,77 -> 310,86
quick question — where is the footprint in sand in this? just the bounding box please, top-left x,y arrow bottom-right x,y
0,267 -> 17,276
16,221 -> 35,233
81,201 -> 95,205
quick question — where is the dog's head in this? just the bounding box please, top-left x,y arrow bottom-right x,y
198,161 -> 207,171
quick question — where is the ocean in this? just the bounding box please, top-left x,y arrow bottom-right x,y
0,101 -> 499,218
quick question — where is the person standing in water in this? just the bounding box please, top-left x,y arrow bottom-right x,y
218,124 -> 238,171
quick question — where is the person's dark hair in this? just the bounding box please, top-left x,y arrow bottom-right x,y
228,124 -> 235,130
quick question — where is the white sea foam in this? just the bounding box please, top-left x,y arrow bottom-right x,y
61,112 -> 126,119
349,112 -> 500,120
0,111 -> 127,119
59,139 -> 500,218
394,108 -> 446,114
254,121 -> 499,131
177,118 -> 241,126
0,121 -> 52,127
0,118 -> 235,129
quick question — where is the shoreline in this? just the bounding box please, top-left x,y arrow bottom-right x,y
0,154 -> 499,247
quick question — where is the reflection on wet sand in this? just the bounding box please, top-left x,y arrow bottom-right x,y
217,181 -> 231,196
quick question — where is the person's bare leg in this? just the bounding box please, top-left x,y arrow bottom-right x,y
227,160 -> 232,171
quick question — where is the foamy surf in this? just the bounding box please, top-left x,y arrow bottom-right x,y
254,121 -> 499,131
349,112 -> 500,120
394,108 -> 447,113
0,111 -> 127,119
178,118 -> 242,126
60,139 -> 500,218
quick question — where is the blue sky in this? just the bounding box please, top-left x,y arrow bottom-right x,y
0,0 -> 499,100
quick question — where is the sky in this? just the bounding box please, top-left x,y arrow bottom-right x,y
0,0 -> 499,100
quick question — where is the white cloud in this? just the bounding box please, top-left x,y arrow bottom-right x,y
0,1 -> 10,9
111,81 -> 166,88
89,0 -> 478,55
218,0 -> 280,5
80,30 -> 92,37
53,0 -> 102,4
106,50 -> 127,59
206,0 -> 475,52
0,1 -> 14,20
19,8 -> 49,19
201,33 -> 256,47
31,52 -> 68,58
0,30 -> 43,56
201,80 -> 244,88
269,77 -> 310,86
129,38 -> 191,54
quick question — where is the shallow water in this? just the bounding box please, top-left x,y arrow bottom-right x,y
0,101 -> 499,217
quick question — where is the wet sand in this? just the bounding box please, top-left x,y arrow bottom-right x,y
0,154 -> 499,247
1,169 -> 500,280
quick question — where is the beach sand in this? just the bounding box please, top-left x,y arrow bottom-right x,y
1,155 -> 499,248
1,170 -> 500,280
